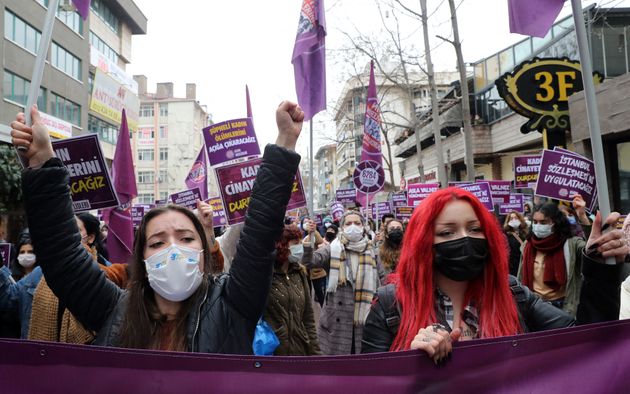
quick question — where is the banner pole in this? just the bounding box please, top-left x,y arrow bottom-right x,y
308,118 -> 314,217
570,0 -> 614,265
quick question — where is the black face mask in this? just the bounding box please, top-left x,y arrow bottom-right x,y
386,229 -> 404,246
325,232 -> 337,242
433,237 -> 489,281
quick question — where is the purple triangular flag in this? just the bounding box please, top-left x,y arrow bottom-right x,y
291,0 -> 327,121
72,0 -> 91,20
185,145 -> 208,201
508,0 -> 565,38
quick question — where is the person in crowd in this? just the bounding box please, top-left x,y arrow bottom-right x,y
100,222 -> 109,259
558,203 -> 586,239
10,101 -> 302,352
262,224 -> 321,355
303,218 -> 328,307
523,202 -> 534,225
12,233 -> 38,280
0,251 -> 20,338
503,211 -> 529,277
323,223 -> 339,244
379,218 -> 404,276
361,187 -> 627,363
321,215 -> 334,237
77,212 -> 111,266
302,210 -> 384,355
518,195 -> 608,318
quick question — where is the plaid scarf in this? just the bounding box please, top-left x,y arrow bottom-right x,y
328,235 -> 377,325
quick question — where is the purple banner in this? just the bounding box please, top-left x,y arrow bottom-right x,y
314,214 -> 323,225
535,150 -> 596,211
130,206 -> 145,226
335,189 -> 356,204
330,202 -> 345,222
287,170 -> 308,211
499,193 -> 525,215
407,183 -> 440,207
51,135 -> 119,212
0,243 -> 11,268
458,182 -> 494,211
169,188 -> 202,211
514,155 -> 541,189
395,206 -> 414,221
371,202 -> 392,221
482,180 -> 512,204
206,197 -> 228,228
154,199 -> 167,207
390,191 -> 407,208
203,118 -> 260,167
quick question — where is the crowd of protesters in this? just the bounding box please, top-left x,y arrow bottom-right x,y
0,103 -> 629,363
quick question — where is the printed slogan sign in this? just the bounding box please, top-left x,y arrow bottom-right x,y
483,180 -> 512,204
335,189 -> 356,204
169,188 -> 202,211
390,191 -> 407,208
458,182 -> 494,211
0,243 -> 11,268
51,134 -> 119,212
330,202 -> 345,222
499,193 -> 525,215
406,183 -> 439,207
395,206 -> 414,221
371,202 -> 392,221
514,155 -> 542,189
206,197 -> 227,228
131,206 -> 145,226
203,118 -> 260,166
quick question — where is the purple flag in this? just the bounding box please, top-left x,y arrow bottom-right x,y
106,110 -> 137,264
292,0 -> 326,121
246,85 -> 253,119
356,61 -> 384,208
185,146 -> 208,200
72,0 -> 91,20
508,0 -> 565,38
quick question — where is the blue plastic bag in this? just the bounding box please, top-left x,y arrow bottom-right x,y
252,318 -> 280,356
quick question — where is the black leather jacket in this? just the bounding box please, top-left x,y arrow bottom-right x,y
362,265 -> 621,354
24,144 -> 300,354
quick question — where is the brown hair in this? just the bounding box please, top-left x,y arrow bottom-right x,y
275,224 -> 303,266
119,205 -> 213,351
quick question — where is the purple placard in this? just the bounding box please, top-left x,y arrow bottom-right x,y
131,206 -> 145,226
448,181 -> 472,187
407,183 -> 440,207
286,170 -> 307,211
335,189 -> 357,204
481,180 -> 512,204
154,199 -> 167,207
395,206 -> 414,221
534,150 -> 596,211
0,243 -> 11,268
371,202 -> 392,221
135,203 -> 155,211
458,182 -> 494,211
391,191 -> 408,208
314,214 -> 323,225
203,118 -> 260,167
514,155 -> 542,189
169,188 -> 202,211
330,202 -> 345,222
51,134 -> 119,212
206,197 -> 227,228
499,193 -> 525,215
353,160 -> 385,194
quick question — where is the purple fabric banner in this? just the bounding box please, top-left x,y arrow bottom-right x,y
508,0 -> 565,38
3,320 -> 630,392
203,118 -> 260,167
482,180 -> 512,204
371,202 -> 392,222
72,0 -> 90,20
330,202 -> 344,222
170,188 -> 202,211
335,189 -> 356,204
458,182 -> 495,211
535,149 -> 597,211
407,183 -> 440,207
514,155 -> 542,189
0,243 -> 11,268
390,191 -> 407,208
51,134 -> 119,212
185,145 -> 209,200
395,206 -> 414,221
499,193 -> 525,215
206,197 -> 228,228
292,0 -> 327,121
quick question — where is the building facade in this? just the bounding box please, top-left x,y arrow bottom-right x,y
313,143 -> 336,211
132,77 -> 214,204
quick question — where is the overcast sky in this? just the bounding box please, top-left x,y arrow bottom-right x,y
126,0 -> 622,157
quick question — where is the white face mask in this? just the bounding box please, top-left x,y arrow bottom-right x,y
288,244 -> 304,263
324,222 -> 332,228
532,224 -> 553,239
508,219 -> 521,229
144,244 -> 203,302
343,224 -> 364,242
18,253 -> 36,268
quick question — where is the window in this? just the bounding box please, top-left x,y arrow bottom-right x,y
137,127 -> 154,140
89,32 -> 118,63
158,170 -> 167,183
90,0 -> 120,34
4,10 -> 41,54
137,193 -> 154,204
138,149 -> 154,161
159,125 -> 168,138
159,104 -> 168,117
88,115 -> 117,144
51,42 -> 81,80
159,148 -> 168,161
159,192 -> 168,201
137,171 -> 154,184
140,105 -> 154,117
49,92 -> 80,125
36,0 -> 83,35
3,70 -> 46,109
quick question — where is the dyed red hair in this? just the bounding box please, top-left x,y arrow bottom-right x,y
275,224 -> 303,265
390,187 -> 521,351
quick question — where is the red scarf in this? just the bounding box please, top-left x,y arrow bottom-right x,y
521,233 -> 567,291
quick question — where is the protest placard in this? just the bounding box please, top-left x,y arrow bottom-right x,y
514,155 -> 542,189
51,134 -> 119,212
395,206 -> 414,221
203,118 -> 260,166
499,193 -> 525,215
0,243 -> 11,268
390,191 -> 407,208
483,180 -> 512,204
406,183 -> 440,207
458,182 -> 494,211
286,170 -> 307,211
330,202 -> 345,222
371,202 -> 392,222
206,197 -> 227,228
169,188 -> 202,211
131,206 -> 145,226
335,189 -> 356,204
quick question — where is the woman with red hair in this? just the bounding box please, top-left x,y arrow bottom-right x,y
361,187 -> 628,363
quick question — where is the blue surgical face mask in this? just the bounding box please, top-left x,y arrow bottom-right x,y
567,215 -> 577,225
288,244 -> 304,263
532,224 -> 553,239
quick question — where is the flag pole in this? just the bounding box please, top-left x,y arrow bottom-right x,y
570,0 -> 614,265
16,0 -> 60,160
308,118 -> 314,217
